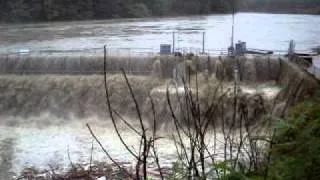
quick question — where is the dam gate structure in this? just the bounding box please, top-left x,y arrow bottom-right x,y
0,47 -> 289,76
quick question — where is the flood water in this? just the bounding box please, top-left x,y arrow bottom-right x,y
0,12 -> 318,178
0,13 -> 319,54
0,81 -> 281,177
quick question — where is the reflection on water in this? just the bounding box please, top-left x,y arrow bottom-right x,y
0,13 -> 319,53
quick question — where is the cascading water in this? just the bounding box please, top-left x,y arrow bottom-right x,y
0,54 -> 318,178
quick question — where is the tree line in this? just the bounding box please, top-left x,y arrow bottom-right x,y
240,0 -> 320,14
0,0 -> 319,22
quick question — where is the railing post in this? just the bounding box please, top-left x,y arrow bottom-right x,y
104,45 -> 107,74
202,32 -> 205,54
129,48 -> 131,74
172,32 -> 175,54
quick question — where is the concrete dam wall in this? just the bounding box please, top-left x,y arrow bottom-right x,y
0,54 -> 318,128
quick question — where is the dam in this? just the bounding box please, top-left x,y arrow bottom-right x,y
0,49 -> 318,179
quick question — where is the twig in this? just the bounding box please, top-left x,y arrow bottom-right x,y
121,68 -> 148,180
86,124 -> 133,179
149,95 -> 164,180
103,47 -> 139,159
89,139 -> 94,173
67,145 -> 76,169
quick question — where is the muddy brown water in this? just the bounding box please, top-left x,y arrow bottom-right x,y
0,13 -> 319,54
0,73 -> 281,178
0,12 -> 319,178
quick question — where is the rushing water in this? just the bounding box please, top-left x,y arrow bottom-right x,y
0,13 -> 319,54
0,80 -> 281,177
0,13 -> 318,177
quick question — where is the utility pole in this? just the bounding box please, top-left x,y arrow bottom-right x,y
228,0 -> 235,56
231,6 -> 235,51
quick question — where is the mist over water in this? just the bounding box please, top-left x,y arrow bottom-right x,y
0,119 -> 180,174
0,117 -> 238,177
0,12 -> 319,177
0,71 -> 282,176
0,52 -> 318,178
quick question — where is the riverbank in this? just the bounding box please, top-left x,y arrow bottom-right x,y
0,0 -> 319,24
1,9 -> 319,25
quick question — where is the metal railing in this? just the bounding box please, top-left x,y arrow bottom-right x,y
0,47 -> 295,57
0,46 -> 317,77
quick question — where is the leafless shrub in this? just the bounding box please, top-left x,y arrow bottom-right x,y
87,46 -> 164,179
88,49 -> 281,179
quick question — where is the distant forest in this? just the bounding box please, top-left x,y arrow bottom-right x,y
0,0 -> 319,22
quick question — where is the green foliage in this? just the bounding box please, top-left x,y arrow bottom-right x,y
239,0 -> 320,14
201,88 -> 320,180
267,89 -> 320,180
1,0 -> 319,22
167,86 -> 320,179
128,3 -> 150,18
169,159 -> 265,180
213,161 -> 247,180
168,161 -> 188,180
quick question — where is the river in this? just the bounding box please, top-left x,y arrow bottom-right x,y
0,13 -> 319,54
0,13 -> 318,178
